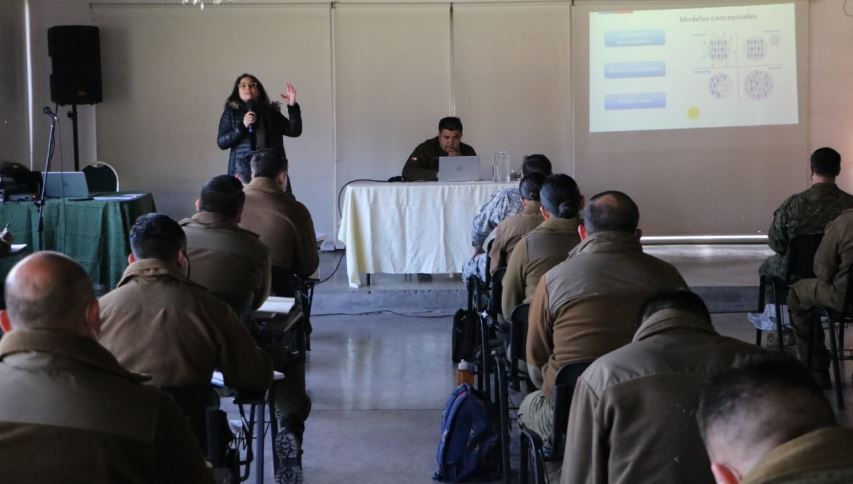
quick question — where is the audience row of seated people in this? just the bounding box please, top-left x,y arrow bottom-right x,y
0,148 -> 318,484
461,147 -> 853,483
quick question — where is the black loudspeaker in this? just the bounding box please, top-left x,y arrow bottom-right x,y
48,25 -> 102,105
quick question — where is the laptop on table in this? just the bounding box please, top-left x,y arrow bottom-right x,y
438,156 -> 480,182
43,172 -> 90,198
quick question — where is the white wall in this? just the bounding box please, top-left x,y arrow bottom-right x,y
810,0 -> 853,192
0,0 -> 28,166
93,5 -> 335,229
27,0 -> 97,171
6,0 -> 853,237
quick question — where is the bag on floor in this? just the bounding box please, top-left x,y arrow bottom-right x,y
433,383 -> 501,482
452,309 -> 480,363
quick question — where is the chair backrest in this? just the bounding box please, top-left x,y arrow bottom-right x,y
483,239 -> 495,286
785,233 -> 824,283
510,302 -> 530,360
161,385 -> 221,457
551,360 -> 595,455
82,161 -> 119,192
488,267 -> 507,318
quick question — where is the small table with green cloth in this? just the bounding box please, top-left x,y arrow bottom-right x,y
0,192 -> 156,291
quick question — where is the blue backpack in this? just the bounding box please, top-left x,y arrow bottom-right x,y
433,384 -> 501,482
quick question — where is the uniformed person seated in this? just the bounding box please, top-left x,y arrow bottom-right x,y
97,213 -> 272,393
759,147 -> 853,281
402,116 -> 476,181
180,175 -> 271,321
237,149 -> 316,484
0,252 -> 213,483
698,356 -> 853,484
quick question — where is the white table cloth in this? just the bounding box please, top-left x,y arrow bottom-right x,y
338,181 -> 516,287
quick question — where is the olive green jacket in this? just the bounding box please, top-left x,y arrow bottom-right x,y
742,427 -> 853,484
488,201 -> 543,275
180,211 -> 271,315
527,231 -> 687,399
562,309 -> 761,484
0,330 -> 213,483
401,136 -> 476,181
98,258 -> 272,392
501,216 -> 579,321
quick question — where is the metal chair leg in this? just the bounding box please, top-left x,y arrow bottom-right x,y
772,284 -> 785,353
519,433 -> 529,484
828,320 -> 845,409
496,356 -> 511,484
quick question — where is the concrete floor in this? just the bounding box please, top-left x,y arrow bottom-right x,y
228,248 -> 853,483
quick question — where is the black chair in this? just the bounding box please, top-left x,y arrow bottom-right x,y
82,161 -> 119,192
520,360 -> 594,484
161,385 -> 239,483
509,303 -> 532,392
478,267 -> 506,398
756,233 -> 823,352
814,264 -> 853,409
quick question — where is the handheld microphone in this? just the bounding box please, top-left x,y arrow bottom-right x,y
43,106 -> 58,120
246,101 -> 256,134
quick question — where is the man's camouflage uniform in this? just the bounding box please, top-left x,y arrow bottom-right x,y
759,183 -> 853,283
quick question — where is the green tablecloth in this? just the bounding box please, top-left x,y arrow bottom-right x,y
0,193 -> 156,291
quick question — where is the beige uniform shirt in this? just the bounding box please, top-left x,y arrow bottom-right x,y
240,177 -> 319,278
98,258 -> 272,392
488,201 -> 543,275
501,216 -> 580,321
180,211 -> 271,313
0,330 -> 213,484
562,309 -> 762,484
527,231 -> 687,399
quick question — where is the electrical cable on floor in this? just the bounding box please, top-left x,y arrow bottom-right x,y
314,249 -> 345,285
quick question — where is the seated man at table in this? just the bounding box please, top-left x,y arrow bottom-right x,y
98,213 -> 272,392
521,191 -> 686,482
238,148 -> 316,484
487,172 -> 546,275
180,175 -> 271,320
240,148 -> 318,296
501,174 -> 583,322
697,355 -> 853,484
462,154 -> 552,282
0,252 -> 212,483
402,116 -> 476,181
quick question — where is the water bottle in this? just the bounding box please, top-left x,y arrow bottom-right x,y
456,359 -> 476,386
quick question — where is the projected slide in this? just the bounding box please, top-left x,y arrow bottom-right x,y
589,3 -> 798,133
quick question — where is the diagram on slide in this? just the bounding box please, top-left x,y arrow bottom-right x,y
589,3 -> 799,133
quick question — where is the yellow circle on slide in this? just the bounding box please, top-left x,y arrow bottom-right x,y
687,106 -> 701,120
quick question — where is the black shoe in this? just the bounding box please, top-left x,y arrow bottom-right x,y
274,426 -> 303,484
813,370 -> 832,391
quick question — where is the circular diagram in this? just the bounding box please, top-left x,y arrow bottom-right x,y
744,70 -> 773,100
745,37 -> 767,62
708,73 -> 733,99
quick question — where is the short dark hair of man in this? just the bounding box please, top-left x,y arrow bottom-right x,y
130,213 -> 187,261
810,147 -> 842,177
199,175 -> 245,219
640,290 -> 710,323
696,355 -> 836,452
250,149 -> 288,179
584,190 -> 640,234
521,154 -> 553,176
235,153 -> 252,184
519,172 -> 546,202
540,174 -> 582,219
5,252 -> 94,330
438,116 -> 463,132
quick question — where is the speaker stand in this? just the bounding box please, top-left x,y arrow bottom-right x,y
67,104 -> 80,171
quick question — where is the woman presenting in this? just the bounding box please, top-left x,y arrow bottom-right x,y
217,73 -> 302,180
